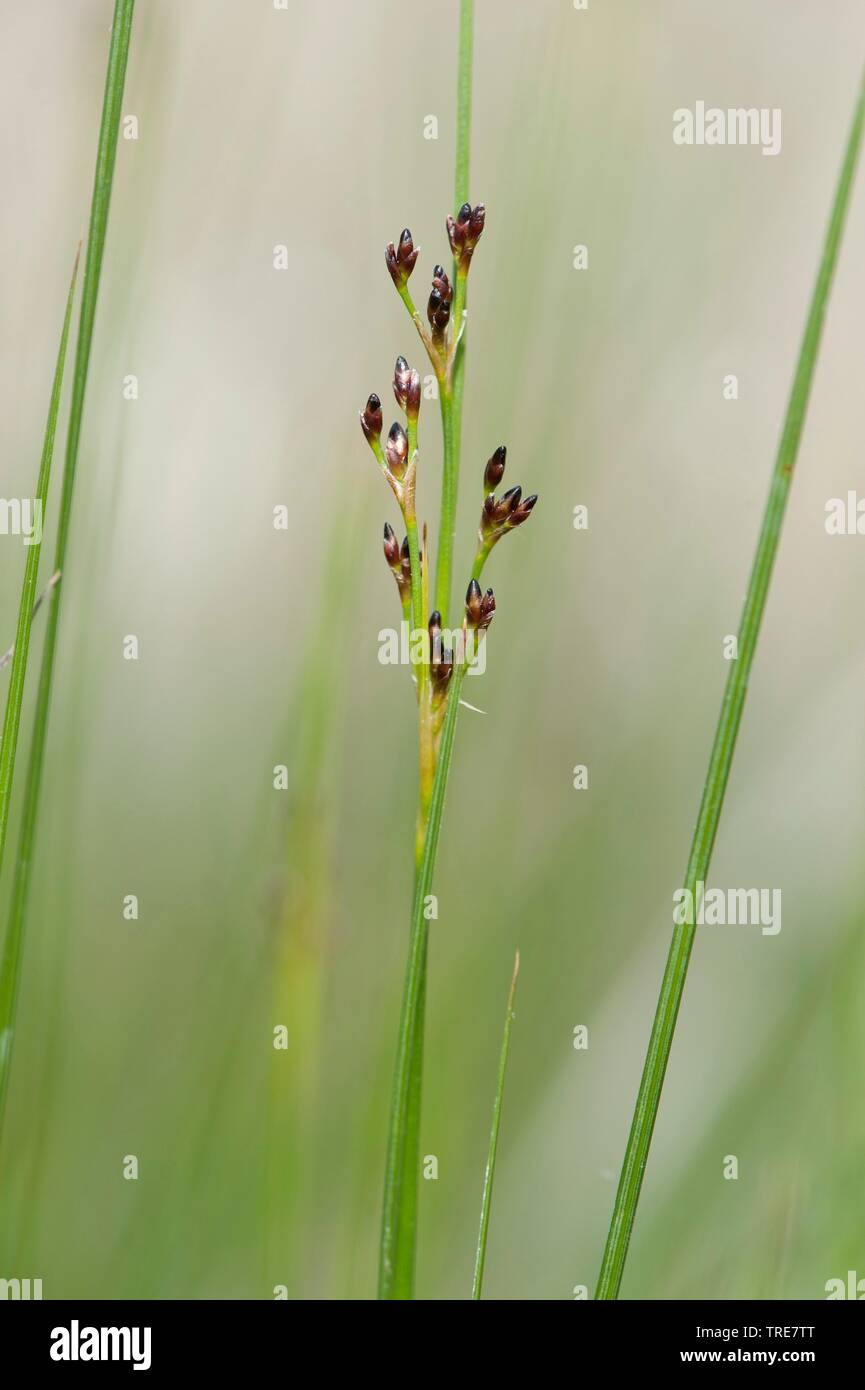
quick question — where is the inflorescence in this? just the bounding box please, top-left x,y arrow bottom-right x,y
360,203 -> 539,735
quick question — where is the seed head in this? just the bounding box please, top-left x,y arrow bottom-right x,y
360,392 -> 382,449
385,228 -> 419,289
385,421 -> 408,478
483,445 -> 507,492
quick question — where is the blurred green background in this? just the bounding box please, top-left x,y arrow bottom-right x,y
2,0 -> 865,1300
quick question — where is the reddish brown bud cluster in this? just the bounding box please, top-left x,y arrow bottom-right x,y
483,445 -> 507,492
427,265 -> 453,343
465,577 -> 495,632
385,228 -> 419,290
360,392 -> 383,449
383,523 -> 413,606
446,202 -> 485,271
479,445 -> 538,549
481,486 -> 538,535
428,610 -> 453,701
393,356 -> 421,421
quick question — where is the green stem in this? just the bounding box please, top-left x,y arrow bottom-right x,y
0,250 -> 79,878
433,0 -> 473,625
404,421 -> 424,644
471,539 -> 491,583
454,0 -> 473,212
377,0 -> 475,1300
378,664 -> 467,1297
472,948 -> 520,1299
434,386 -> 456,621
0,0 -> 135,1151
595,64 -> 865,1301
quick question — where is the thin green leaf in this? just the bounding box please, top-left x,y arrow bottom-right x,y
0,0 -> 136,1145
472,948 -> 520,1300
595,64 -> 865,1301
0,249 -> 78,873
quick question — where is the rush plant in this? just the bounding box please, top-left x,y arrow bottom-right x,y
363,212 -> 537,1296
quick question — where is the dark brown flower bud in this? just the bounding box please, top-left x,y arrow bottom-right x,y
428,609 -> 442,661
406,368 -> 421,419
510,493 -> 538,527
431,647 -> 453,699
481,493 -> 498,539
427,279 -> 451,340
398,227 -> 417,269
479,587 -> 496,631
500,484 -> 522,516
385,421 -> 408,478
393,356 -> 411,407
385,228 -> 419,289
383,524 -> 409,605
360,392 -> 382,447
400,535 -> 413,592
445,215 -> 459,257
383,521 -> 401,571
428,610 -> 452,697
465,577 -> 483,627
431,266 -> 452,301
483,445 -> 507,492
393,356 -> 421,421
